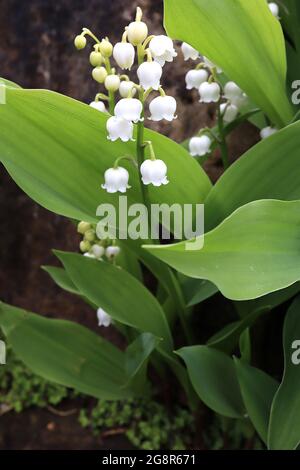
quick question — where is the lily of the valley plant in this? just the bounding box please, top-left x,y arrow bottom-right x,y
1,0 -> 300,450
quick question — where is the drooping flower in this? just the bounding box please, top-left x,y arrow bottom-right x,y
127,20 -> 148,46
91,244 -> 105,259
97,308 -> 112,327
105,245 -> 121,259
106,116 -> 134,142
113,42 -> 135,70
203,56 -> 222,74
199,81 -> 221,103
101,166 -> 130,193
89,101 -> 107,112
181,42 -> 199,61
149,35 -> 177,67
185,69 -> 209,90
268,2 -> 279,18
220,102 -> 239,123
140,159 -> 169,186
119,80 -> 136,98
223,81 -> 248,108
104,74 -> 120,92
189,135 -> 212,157
149,95 -> 177,121
260,126 -> 278,140
114,98 -> 143,123
137,61 -> 162,90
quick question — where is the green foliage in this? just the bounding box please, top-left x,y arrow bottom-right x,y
79,398 -> 195,450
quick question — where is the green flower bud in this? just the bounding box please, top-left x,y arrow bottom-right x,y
84,229 -> 96,242
92,66 -> 108,83
90,51 -> 103,67
127,21 -> 148,46
77,221 -> 91,234
74,35 -> 87,50
104,74 -> 120,92
99,38 -> 113,57
80,240 -> 91,252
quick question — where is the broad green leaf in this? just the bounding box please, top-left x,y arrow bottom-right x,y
0,301 -> 136,400
207,307 -> 268,353
177,345 -> 245,418
145,200 -> 300,301
164,0 -> 292,127
0,88 -> 211,224
55,251 -> 173,352
182,279 -> 218,307
235,359 -> 279,444
204,122 -> 300,230
268,296 -> 300,449
239,329 -> 251,363
42,265 -> 80,295
0,77 -> 21,89
124,333 -> 160,392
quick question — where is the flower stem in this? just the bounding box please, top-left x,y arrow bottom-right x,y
217,105 -> 230,169
104,57 -> 115,114
136,44 -> 148,206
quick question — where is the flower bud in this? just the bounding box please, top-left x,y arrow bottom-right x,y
99,38 -> 113,57
127,21 -> 148,46
181,42 -> 199,61
104,74 -> 120,92
101,166 -> 130,193
105,245 -> 121,259
91,244 -> 105,259
89,101 -> 106,112
149,35 -> 177,67
260,126 -> 278,140
140,159 -> 169,187
114,98 -> 143,123
119,80 -> 136,98
268,2 -> 279,18
220,102 -> 239,123
97,307 -> 112,327
80,240 -> 91,252
92,66 -> 108,83
113,42 -> 135,70
185,69 -> 208,90
74,35 -> 86,50
77,221 -> 91,234
189,136 -> 212,157
89,51 -> 103,67
149,95 -> 177,122
106,116 -> 134,142
137,61 -> 162,90
199,81 -> 221,103
84,229 -> 96,242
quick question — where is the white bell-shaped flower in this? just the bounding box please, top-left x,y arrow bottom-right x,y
268,2 -> 279,18
260,126 -> 278,140
105,245 -> 121,259
149,35 -> 177,67
89,101 -> 107,112
119,80 -> 136,98
199,81 -> 221,103
91,244 -> 105,259
181,42 -> 199,61
140,159 -> 169,186
113,42 -> 135,70
101,166 -> 130,193
114,98 -> 143,123
97,308 -> 112,327
203,56 -> 222,74
104,74 -> 120,92
149,96 -> 177,121
224,81 -> 248,108
220,102 -> 239,123
106,116 -> 134,142
185,69 -> 209,90
137,61 -> 162,90
189,135 -> 212,157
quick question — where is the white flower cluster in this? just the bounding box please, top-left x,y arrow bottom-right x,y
182,42 -> 251,157
79,8 -> 176,193
77,221 -> 121,261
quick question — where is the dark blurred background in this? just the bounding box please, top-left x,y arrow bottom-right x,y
0,0 -> 259,449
